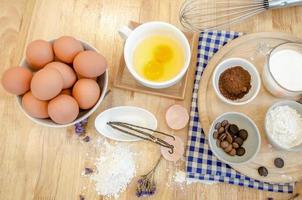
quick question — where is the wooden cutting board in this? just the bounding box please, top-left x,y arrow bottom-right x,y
198,32 -> 302,183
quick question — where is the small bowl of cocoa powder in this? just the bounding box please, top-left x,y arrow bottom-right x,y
212,58 -> 261,105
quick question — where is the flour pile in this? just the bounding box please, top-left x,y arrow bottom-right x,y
91,142 -> 136,198
266,105 -> 302,149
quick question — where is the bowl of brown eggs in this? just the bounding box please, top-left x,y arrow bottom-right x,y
1,36 -> 108,127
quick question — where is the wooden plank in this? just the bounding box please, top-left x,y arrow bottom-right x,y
0,0 -> 302,199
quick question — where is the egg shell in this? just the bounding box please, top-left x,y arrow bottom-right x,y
1,67 -> 33,95
165,105 -> 189,130
31,68 -> 64,100
73,50 -> 107,78
45,62 -> 77,89
60,89 -> 72,96
22,91 -> 49,119
48,94 -> 79,124
160,136 -> 184,162
53,36 -> 84,63
26,40 -> 54,70
72,79 -> 100,109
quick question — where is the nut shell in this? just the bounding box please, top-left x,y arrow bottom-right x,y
213,131 -> 218,139
226,133 -> 233,144
220,141 -> 229,148
238,129 -> 248,141
218,126 -> 225,134
236,147 -> 246,156
234,137 -> 244,146
215,122 -> 221,130
228,148 -> 236,156
232,142 -> 239,149
224,144 -> 233,153
221,120 -> 229,127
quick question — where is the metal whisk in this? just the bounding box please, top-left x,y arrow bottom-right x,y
180,0 -> 302,31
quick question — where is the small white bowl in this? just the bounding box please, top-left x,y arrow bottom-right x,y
121,21 -> 191,89
208,112 -> 261,165
265,100 -> 302,152
94,106 -> 157,142
212,58 -> 261,106
17,39 -> 109,128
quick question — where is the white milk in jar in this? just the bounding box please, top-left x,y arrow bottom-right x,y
262,43 -> 302,99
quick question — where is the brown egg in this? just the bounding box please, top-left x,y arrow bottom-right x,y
26,40 -> 54,70
45,62 -> 76,88
73,50 -> 107,78
22,91 -> 49,118
76,73 -> 97,81
72,79 -> 100,109
53,36 -> 84,63
1,67 -> 33,95
60,89 -> 72,96
31,68 -> 64,100
48,94 -> 79,124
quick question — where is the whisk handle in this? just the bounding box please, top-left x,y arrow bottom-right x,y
268,0 -> 302,9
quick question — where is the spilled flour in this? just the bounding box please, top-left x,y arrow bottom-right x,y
90,141 -> 136,198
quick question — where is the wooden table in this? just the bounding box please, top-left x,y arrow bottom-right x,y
0,0 -> 302,199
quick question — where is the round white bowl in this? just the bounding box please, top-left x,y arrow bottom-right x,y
208,112 -> 261,165
212,58 -> 261,106
264,100 -> 302,151
123,21 -> 191,89
17,39 -> 109,128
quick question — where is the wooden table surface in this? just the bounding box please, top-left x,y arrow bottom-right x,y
1,0 -> 302,200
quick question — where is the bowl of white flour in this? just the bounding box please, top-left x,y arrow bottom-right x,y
265,100 -> 302,151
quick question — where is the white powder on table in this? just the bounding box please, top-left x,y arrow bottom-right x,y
90,142 -> 135,198
174,171 -> 186,184
269,49 -> 302,91
266,105 -> 302,149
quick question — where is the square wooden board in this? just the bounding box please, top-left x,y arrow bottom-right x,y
114,21 -> 197,100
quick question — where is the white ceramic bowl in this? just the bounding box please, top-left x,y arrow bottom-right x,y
94,106 -> 157,141
208,112 -> 261,165
264,100 -> 302,151
17,39 -> 109,128
212,58 -> 261,106
122,21 -> 191,89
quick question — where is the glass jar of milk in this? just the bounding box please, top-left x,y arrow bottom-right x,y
262,42 -> 302,99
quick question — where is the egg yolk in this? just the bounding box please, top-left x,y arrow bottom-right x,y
143,60 -> 164,81
153,45 -> 173,63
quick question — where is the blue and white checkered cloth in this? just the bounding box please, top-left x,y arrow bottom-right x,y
186,31 -> 294,193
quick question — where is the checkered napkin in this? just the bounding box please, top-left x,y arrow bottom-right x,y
185,31 -> 294,193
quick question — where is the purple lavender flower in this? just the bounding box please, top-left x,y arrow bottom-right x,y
135,156 -> 161,197
136,174 -> 156,197
74,118 -> 88,135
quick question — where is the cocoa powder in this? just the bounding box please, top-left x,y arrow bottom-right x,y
218,66 -> 251,100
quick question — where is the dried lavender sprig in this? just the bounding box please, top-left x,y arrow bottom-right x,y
136,156 -> 161,197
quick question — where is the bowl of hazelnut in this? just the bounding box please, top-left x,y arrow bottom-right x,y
208,112 -> 261,165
